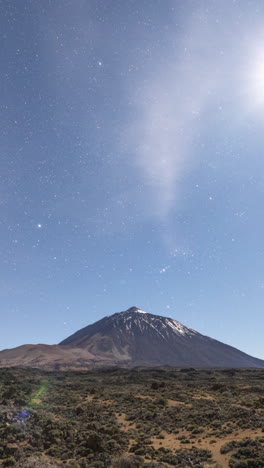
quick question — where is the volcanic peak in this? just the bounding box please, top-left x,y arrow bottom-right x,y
122,306 -> 147,314
110,307 -> 196,338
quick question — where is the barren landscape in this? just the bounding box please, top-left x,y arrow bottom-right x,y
2,1 -> 264,466
0,367 -> 263,467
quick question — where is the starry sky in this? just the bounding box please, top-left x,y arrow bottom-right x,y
1,0 -> 264,359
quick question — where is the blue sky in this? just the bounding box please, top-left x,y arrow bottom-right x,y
1,0 -> 264,359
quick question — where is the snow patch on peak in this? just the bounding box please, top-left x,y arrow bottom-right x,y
165,318 -> 194,336
116,308 -> 198,338
124,306 -> 147,315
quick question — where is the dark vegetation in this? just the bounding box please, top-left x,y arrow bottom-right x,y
0,367 -> 263,467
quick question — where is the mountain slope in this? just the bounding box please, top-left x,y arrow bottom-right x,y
0,307 -> 263,369
0,344 -> 109,370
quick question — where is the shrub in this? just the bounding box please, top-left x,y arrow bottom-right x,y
3,458 -> 16,467
113,455 -> 143,468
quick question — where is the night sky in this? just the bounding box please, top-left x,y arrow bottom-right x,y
1,0 -> 264,359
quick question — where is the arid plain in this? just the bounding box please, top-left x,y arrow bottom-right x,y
0,367 -> 263,467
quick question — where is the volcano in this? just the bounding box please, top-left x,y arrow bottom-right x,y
0,307 -> 263,369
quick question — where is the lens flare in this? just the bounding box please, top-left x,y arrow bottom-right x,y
17,380 -> 49,423
18,409 -> 29,420
30,381 -> 49,406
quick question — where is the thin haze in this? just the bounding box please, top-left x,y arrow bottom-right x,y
1,0 -> 264,359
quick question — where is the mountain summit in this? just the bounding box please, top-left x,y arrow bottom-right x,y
0,307 -> 263,369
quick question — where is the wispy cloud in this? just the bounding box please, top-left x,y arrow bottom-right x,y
124,6 -> 259,220
125,21 -> 220,218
